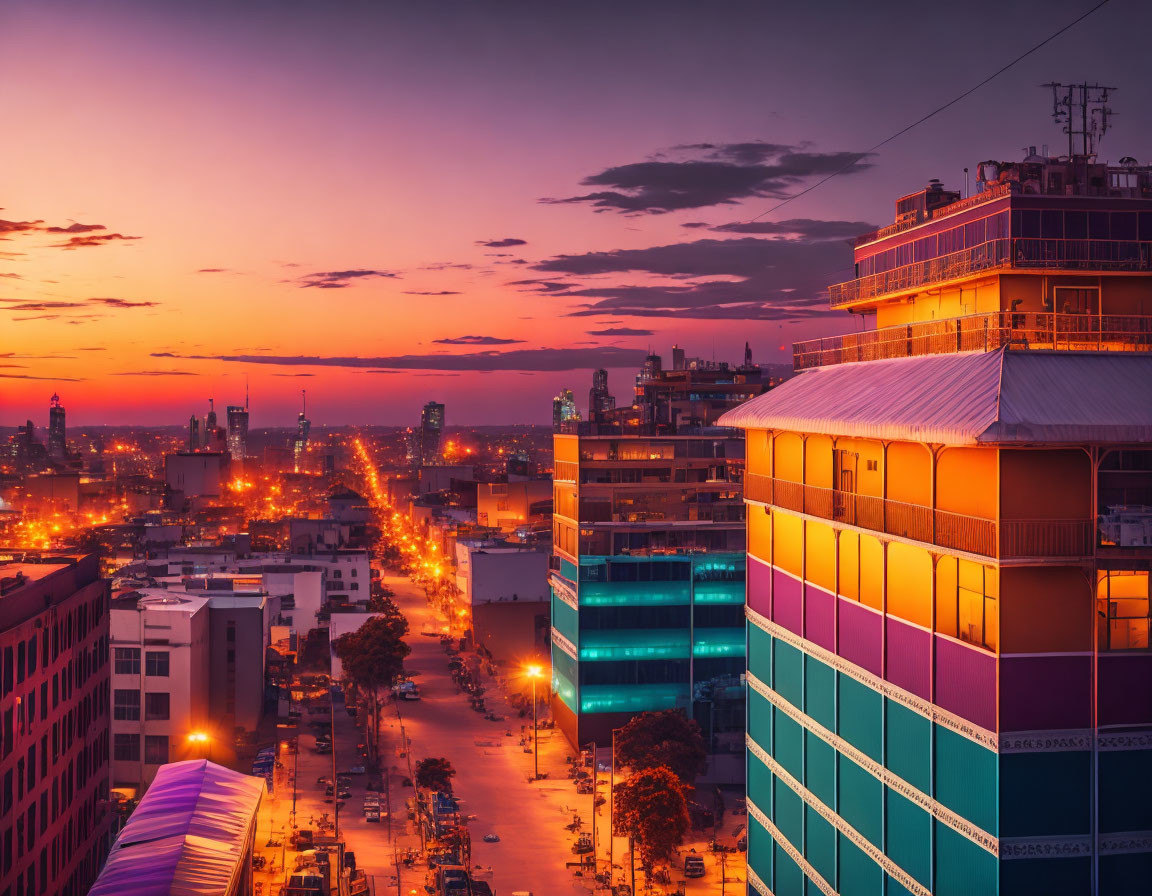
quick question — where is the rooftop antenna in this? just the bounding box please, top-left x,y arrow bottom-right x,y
245,374 -> 250,411
301,389 -> 306,418
208,397 -> 214,413
1043,82 -> 1115,157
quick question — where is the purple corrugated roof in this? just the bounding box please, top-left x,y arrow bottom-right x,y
89,759 -> 265,896
718,349 -> 1152,445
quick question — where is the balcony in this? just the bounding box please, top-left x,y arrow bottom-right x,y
793,311 -> 1152,371
745,473 -> 1094,560
829,237 -> 1152,309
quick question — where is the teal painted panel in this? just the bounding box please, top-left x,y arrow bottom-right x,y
578,580 -> 691,606
805,731 -> 836,809
1100,852 -> 1152,894
885,698 -> 931,794
578,629 -> 689,660
747,812 -> 773,891
935,822 -> 998,896
775,843 -> 804,896
774,708 -> 804,783
692,626 -> 746,658
838,673 -> 883,762
805,805 -> 836,887
838,832 -> 883,896
748,748 -> 774,815
838,752 -> 883,849
559,556 -> 578,580
774,638 -> 804,708
1001,856 -> 1091,896
886,879 -> 918,896
804,653 -> 836,731
748,689 -> 773,757
578,683 -> 688,713
552,647 -> 577,693
1000,751 -> 1090,837
885,787 -> 931,887
936,727 -> 998,836
693,580 -> 745,604
1098,748 -> 1152,833
552,593 -> 579,644
774,774 -> 804,857
749,623 -> 773,685
551,660 -> 577,712
806,879 -> 826,896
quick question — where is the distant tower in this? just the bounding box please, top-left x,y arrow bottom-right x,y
552,388 -> 580,430
227,405 -> 249,460
48,393 -> 67,459
743,341 -> 753,368
672,345 -> 686,371
205,398 -> 217,432
420,401 -> 445,465
188,415 -> 200,451
588,368 -> 615,422
293,390 -> 311,472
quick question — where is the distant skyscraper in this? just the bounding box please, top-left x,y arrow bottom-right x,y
293,390 -> 311,471
420,401 -> 445,465
205,397 -> 217,432
672,344 -> 686,371
227,405 -> 249,460
552,388 -> 580,430
588,368 -> 615,422
188,414 -> 200,451
48,392 -> 67,459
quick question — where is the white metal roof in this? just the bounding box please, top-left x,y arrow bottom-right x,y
89,760 -> 265,896
718,349 -> 1152,445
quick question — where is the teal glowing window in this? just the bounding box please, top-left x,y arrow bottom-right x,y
552,665 -> 577,713
579,683 -> 688,714
579,581 -> 691,607
692,581 -> 745,604
557,557 -> 579,580
578,630 -> 690,661
551,595 -> 579,644
691,627 -> 745,657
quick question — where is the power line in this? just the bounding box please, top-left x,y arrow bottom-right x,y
742,0 -> 1114,224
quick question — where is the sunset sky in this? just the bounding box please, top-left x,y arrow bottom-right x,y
2,0 -> 1150,426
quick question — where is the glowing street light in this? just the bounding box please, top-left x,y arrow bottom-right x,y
525,664 -> 544,780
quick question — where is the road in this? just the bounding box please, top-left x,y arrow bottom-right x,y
252,568 -> 746,895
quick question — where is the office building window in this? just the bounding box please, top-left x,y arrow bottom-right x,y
112,690 -> 140,721
144,736 -> 168,765
113,648 -> 140,675
144,693 -> 170,721
144,651 -> 169,677
112,734 -> 139,762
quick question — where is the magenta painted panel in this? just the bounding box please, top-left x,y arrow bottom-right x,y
885,617 -> 932,702
999,655 -> 1092,732
804,584 -> 835,652
837,598 -> 882,677
747,556 -> 772,620
1098,654 -> 1152,726
772,569 -> 803,636
934,637 -> 997,732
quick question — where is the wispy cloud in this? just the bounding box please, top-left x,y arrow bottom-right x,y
297,269 -> 400,289
477,237 -> 527,248
586,327 -> 655,336
402,290 -> 461,296
432,335 -> 525,346
53,232 -> 141,249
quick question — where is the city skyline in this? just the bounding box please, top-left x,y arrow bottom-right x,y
3,0 -> 1152,424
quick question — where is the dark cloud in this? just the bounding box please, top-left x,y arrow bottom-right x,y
152,346 -> 648,372
477,238 -> 527,248
680,222 -> 710,229
0,372 -> 84,381
0,219 -> 43,236
197,267 -> 230,273
420,262 -> 473,272
90,297 -> 158,308
0,296 -> 156,317
708,217 -> 877,239
526,235 -> 852,320
272,373 -> 316,377
111,370 -> 198,376
507,279 -> 572,293
54,232 -> 141,249
0,301 -> 89,312
45,222 -> 105,233
402,290 -> 461,296
297,269 -> 400,288
0,273 -> 23,279
432,335 -> 526,346
542,141 -> 871,214
586,327 -> 655,336
74,347 -> 107,351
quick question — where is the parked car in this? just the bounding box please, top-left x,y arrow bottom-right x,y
684,855 -> 705,878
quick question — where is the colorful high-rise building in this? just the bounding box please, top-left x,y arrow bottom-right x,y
551,349 -> 767,768
47,393 -> 67,460
552,388 -> 580,430
722,101 -> 1152,895
420,401 -> 445,465
226,404 -> 249,460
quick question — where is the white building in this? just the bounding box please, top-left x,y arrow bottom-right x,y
164,452 -> 231,498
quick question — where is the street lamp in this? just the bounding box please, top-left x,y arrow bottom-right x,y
525,664 -> 543,781
187,731 -> 211,763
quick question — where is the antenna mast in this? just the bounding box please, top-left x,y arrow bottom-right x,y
1043,82 -> 1115,157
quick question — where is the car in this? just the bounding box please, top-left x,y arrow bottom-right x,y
346,765 -> 366,775
482,833 -> 500,843
317,776 -> 332,786
684,855 -> 705,878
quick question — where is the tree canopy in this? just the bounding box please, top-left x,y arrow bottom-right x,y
613,765 -> 690,870
614,710 -> 707,783
333,610 -> 410,689
415,757 -> 457,792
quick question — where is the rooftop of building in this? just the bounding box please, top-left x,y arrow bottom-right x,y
111,588 -> 211,613
0,551 -> 88,595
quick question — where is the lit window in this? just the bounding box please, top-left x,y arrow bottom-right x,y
1098,570 -> 1150,650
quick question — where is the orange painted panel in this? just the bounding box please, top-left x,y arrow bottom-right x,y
1000,566 -> 1091,653
1000,449 -> 1091,520
805,434 -> 834,489
937,447 -> 996,520
774,432 -> 803,483
886,541 -> 933,629
886,441 -> 931,507
838,531 -> 860,602
748,505 -> 772,563
772,509 -> 803,578
860,533 -> 884,611
746,429 -> 771,477
805,519 -> 836,592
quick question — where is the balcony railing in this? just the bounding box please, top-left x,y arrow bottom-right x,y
745,473 -> 1094,560
829,237 -> 1152,308
793,311 -> 1152,370
852,182 -> 1014,246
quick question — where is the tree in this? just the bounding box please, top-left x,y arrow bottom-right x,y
613,765 -> 690,879
333,610 -> 411,763
614,710 -> 707,784
414,757 -> 457,793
